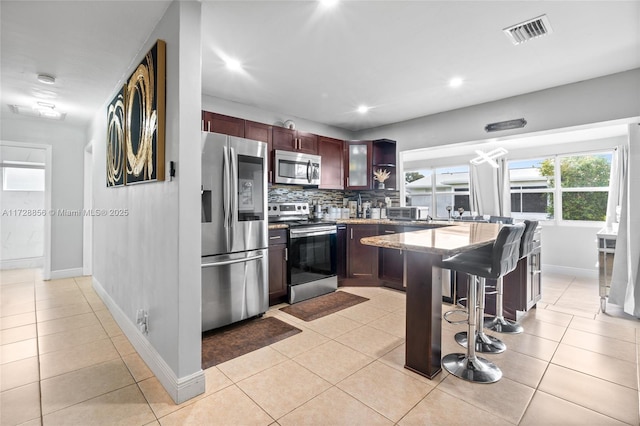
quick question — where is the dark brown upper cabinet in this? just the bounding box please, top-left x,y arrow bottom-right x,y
318,136 -> 344,190
372,139 -> 397,190
272,127 -> 318,155
245,120 -> 273,182
344,140 -> 373,190
202,111 -> 244,137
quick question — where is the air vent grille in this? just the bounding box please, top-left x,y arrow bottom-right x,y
504,14 -> 552,45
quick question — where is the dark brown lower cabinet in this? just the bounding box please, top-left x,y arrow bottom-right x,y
378,225 -> 404,290
268,229 -> 288,305
339,224 -> 379,286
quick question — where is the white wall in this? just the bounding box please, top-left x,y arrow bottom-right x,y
355,70 -> 640,275
0,117 -> 85,276
356,68 -> 640,150
89,0 -> 203,403
202,95 -> 355,141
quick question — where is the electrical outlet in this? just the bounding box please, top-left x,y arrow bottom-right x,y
136,309 -> 149,334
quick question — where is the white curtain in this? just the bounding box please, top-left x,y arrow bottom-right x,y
604,146 -> 626,228
469,158 -> 511,216
609,124 -> 640,316
496,158 -> 511,216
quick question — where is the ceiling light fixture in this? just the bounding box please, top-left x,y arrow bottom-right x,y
10,104 -> 65,120
449,77 -> 463,88
470,148 -> 508,168
36,101 -> 55,109
485,118 -> 527,132
357,105 -> 370,114
224,57 -> 243,72
37,73 -> 56,84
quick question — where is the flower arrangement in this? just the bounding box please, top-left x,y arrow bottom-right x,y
373,168 -> 390,182
373,169 -> 391,189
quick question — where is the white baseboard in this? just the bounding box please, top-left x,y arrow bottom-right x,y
542,264 -> 598,279
49,267 -> 84,280
91,277 -> 205,404
1,257 -> 43,270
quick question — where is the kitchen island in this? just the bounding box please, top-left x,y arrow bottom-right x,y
360,222 -> 501,379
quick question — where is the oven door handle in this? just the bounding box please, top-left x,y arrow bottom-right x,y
290,228 -> 337,239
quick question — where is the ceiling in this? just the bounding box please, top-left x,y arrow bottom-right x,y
2,1 -> 639,132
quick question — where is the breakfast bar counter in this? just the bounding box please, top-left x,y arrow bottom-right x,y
360,222 -> 501,378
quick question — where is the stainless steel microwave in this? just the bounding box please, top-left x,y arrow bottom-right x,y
274,150 -> 321,186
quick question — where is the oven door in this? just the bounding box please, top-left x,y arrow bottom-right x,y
288,225 -> 337,303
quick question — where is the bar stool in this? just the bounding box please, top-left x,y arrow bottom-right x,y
485,220 -> 538,334
441,223 -> 525,383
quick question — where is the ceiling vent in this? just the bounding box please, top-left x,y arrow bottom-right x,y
503,14 -> 553,45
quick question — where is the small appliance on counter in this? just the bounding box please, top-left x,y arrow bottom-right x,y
386,206 -> 430,221
268,202 -> 337,304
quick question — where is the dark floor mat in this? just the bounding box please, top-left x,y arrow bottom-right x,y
201,316 -> 301,369
279,291 -> 369,322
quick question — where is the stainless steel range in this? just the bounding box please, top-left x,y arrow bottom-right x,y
268,202 -> 337,304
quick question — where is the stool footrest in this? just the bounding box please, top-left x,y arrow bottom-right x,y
443,309 -> 468,325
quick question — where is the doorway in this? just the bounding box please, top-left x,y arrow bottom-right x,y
0,142 -> 52,277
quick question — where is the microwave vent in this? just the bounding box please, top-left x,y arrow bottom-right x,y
503,14 -> 553,45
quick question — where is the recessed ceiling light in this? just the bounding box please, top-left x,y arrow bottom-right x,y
320,0 -> 339,7
37,73 -> 56,84
357,105 -> 370,114
224,57 -> 242,72
449,77 -> 463,88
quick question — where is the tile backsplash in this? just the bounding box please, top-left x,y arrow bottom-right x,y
268,185 -> 401,208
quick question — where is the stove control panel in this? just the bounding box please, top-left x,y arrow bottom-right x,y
268,202 -> 309,217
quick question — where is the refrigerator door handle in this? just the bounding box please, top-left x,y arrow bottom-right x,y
223,145 -> 230,230
201,253 -> 264,268
229,146 -> 238,248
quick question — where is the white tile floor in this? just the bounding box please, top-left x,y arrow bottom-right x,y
1,268 -> 639,425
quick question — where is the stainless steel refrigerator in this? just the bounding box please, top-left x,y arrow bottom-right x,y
201,131 -> 268,332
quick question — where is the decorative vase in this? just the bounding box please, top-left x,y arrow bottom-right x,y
378,182 -> 385,189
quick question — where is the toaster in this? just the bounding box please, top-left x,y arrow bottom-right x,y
386,206 -> 430,221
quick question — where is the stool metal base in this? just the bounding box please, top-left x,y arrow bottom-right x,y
455,331 -> 506,354
484,316 -> 524,334
442,353 -> 502,383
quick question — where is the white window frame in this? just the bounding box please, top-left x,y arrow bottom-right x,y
405,165 -> 470,219
509,149 -> 613,224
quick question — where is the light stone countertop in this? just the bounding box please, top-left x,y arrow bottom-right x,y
360,221 -> 501,256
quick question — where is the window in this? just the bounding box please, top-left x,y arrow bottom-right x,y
2,165 -> 45,191
405,165 -> 470,219
509,158 -> 554,220
557,153 -> 611,221
509,151 -> 612,222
